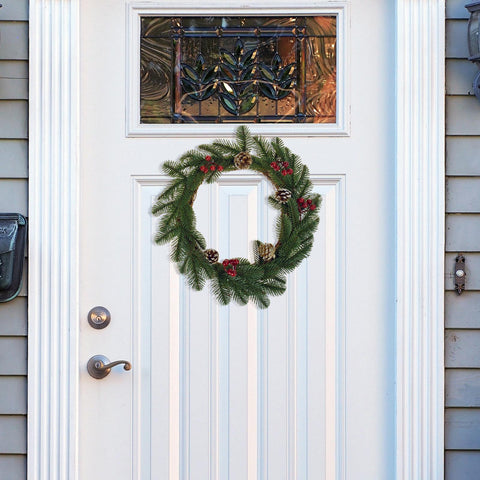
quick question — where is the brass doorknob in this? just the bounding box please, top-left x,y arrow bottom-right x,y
87,355 -> 132,379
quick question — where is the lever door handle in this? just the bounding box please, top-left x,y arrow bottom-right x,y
87,354 -> 132,379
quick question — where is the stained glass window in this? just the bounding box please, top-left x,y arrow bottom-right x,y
140,16 -> 336,124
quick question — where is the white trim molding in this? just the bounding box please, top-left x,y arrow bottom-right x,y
395,1 -> 445,479
27,1 -> 445,479
28,0 -> 80,479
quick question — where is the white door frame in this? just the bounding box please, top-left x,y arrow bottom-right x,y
27,1 -> 445,479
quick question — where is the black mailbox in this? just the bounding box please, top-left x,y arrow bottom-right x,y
0,214 -> 27,302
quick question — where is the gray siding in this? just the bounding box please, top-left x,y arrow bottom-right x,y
446,2 -> 480,478
0,1 -> 28,477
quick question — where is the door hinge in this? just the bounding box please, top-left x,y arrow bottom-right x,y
455,254 -> 466,295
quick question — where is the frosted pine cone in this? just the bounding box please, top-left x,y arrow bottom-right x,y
258,242 -> 276,262
274,188 -> 292,204
204,248 -> 219,264
233,151 -> 253,169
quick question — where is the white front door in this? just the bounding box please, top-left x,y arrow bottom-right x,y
78,1 -> 395,479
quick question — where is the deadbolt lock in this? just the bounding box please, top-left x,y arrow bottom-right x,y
87,306 -> 111,329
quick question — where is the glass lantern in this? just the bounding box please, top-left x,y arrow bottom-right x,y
466,1 -> 480,99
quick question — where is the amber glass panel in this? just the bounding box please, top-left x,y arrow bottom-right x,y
140,16 -> 336,124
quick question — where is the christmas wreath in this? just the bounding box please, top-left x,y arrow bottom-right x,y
153,126 -> 321,308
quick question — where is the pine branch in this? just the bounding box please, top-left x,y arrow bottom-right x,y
212,139 -> 241,155
235,125 -> 254,152
252,135 -> 274,162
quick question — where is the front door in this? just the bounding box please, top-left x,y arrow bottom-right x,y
78,1 -> 395,479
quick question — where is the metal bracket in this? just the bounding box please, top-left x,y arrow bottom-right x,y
455,254 -> 466,295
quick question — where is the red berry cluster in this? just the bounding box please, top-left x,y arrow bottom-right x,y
297,197 -> 316,213
200,155 -> 224,174
270,160 -> 293,176
222,258 -> 239,277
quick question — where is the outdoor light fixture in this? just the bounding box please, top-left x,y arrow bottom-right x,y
466,2 -> 480,100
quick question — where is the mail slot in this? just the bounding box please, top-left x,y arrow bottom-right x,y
0,214 -> 26,302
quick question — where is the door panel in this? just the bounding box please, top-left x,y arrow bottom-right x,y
79,1 -> 395,479
130,176 -> 343,479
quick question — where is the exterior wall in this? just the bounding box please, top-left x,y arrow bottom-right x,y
0,1 -> 28,478
445,1 -> 480,478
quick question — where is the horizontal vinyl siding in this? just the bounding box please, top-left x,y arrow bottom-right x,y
0,61 -> 28,100
0,22 -> 28,60
446,0 -> 469,19
0,1 -> 28,21
0,455 -> 27,480
446,369 -> 480,407
446,291 -> 480,328
0,101 -> 28,138
0,5 -> 28,475
446,451 -> 480,480
446,3 -> 480,477
0,140 -> 28,178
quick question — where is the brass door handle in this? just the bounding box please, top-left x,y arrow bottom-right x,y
87,354 -> 132,379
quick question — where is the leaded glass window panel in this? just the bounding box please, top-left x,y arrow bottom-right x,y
140,16 -> 336,124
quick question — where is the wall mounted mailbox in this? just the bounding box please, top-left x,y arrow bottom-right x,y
0,214 -> 27,302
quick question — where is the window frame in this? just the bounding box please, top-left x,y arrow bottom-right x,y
127,2 -> 349,137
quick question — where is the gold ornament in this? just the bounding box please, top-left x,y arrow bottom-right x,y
233,151 -> 253,169
258,242 -> 276,262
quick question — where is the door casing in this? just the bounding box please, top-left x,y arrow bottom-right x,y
27,1 -> 445,479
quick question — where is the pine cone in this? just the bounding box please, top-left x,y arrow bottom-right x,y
204,249 -> 219,264
234,151 -> 253,169
258,242 -> 276,262
275,188 -> 291,204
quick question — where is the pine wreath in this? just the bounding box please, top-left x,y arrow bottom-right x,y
152,126 -> 321,309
